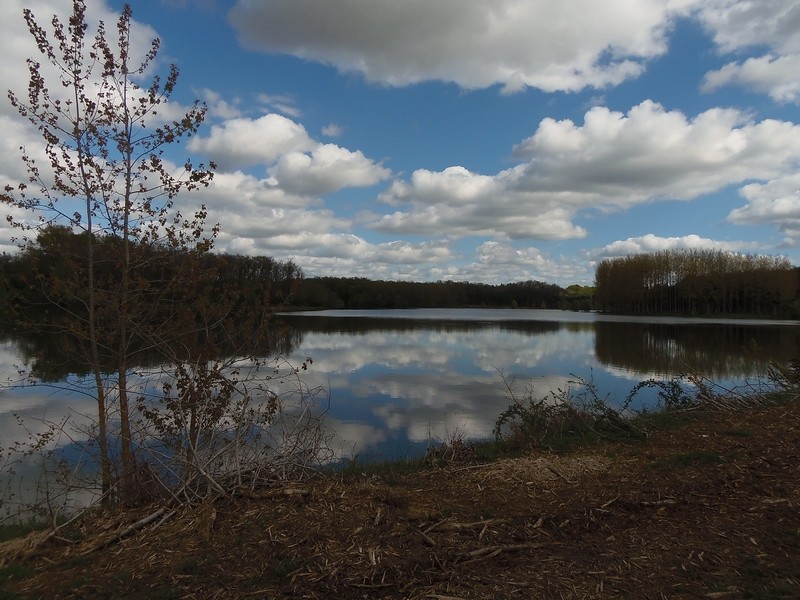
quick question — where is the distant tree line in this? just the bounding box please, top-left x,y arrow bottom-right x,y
292,277 -> 593,311
0,225 -> 303,338
0,226 -> 598,335
594,249 -> 799,317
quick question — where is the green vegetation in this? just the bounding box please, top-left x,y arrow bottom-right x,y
0,521 -> 48,544
445,360 -> 798,465
0,563 -> 34,587
492,375 -> 643,454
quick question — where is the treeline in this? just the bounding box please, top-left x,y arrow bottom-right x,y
292,277 -> 594,310
595,249 -> 799,317
0,226 -> 303,351
1,227 -> 597,335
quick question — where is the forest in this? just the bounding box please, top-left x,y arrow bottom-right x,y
292,277 -> 593,310
594,249 -> 799,318
0,225 -> 302,339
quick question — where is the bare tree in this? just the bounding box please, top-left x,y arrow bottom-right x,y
3,1 -> 215,501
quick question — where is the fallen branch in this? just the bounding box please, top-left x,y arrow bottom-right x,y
640,499 -> 677,507
547,465 -> 577,484
83,507 -> 176,555
600,496 -> 619,509
417,529 -> 436,547
460,542 -> 548,563
428,519 -> 506,533
235,486 -> 310,499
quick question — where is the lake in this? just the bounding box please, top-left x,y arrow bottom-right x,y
1,309 -> 798,476
271,309 -> 798,462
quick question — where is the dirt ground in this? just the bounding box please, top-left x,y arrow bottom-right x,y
2,399 -> 799,599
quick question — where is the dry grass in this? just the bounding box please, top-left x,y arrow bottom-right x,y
1,397 -> 799,599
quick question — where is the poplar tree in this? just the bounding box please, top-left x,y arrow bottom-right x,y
3,1 -> 215,501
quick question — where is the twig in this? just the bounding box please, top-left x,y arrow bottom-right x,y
460,542 -> 548,563
423,517 -> 452,534
417,529 -> 436,547
431,519 -> 505,532
547,465 -> 577,484
601,496 -> 619,509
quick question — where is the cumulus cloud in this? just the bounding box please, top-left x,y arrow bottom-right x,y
0,0 -> 175,248
188,113 -> 315,170
227,0 -> 690,93
593,234 -> 758,258
172,165 -> 454,275
728,174 -> 800,245
270,144 -> 391,196
695,0 -> 800,55
188,113 -> 390,197
0,0 -> 158,116
372,101 -> 800,243
511,101 -> 800,202
696,0 -> 800,102
462,241 -> 589,285
702,54 -> 800,103
373,166 -> 587,241
274,237 -> 457,281
0,0 -> 165,142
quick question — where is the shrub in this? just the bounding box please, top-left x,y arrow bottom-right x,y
493,373 -> 637,452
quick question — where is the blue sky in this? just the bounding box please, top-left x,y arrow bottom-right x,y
1,0 -> 799,286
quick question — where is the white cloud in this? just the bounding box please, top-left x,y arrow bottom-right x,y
702,54 -> 800,103
462,241 -> 588,285
188,113 -> 315,170
257,93 -> 302,118
0,0 -> 162,146
695,0 -> 800,55
0,0 -> 158,116
196,88 -> 243,120
228,0 -> 692,93
374,166 -> 587,240
593,233 -> 759,258
372,101 -> 800,243
174,167 -> 455,273
696,0 -> 800,102
270,144 -> 391,196
322,123 -> 344,138
188,115 -> 390,196
511,101 -> 795,202
283,238 -> 457,281
0,0 -> 173,249
728,174 -> 800,245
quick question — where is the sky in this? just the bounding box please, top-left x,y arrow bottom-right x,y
1,0 -> 799,286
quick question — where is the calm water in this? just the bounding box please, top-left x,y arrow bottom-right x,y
2,309 -> 798,468
273,309 -> 799,461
